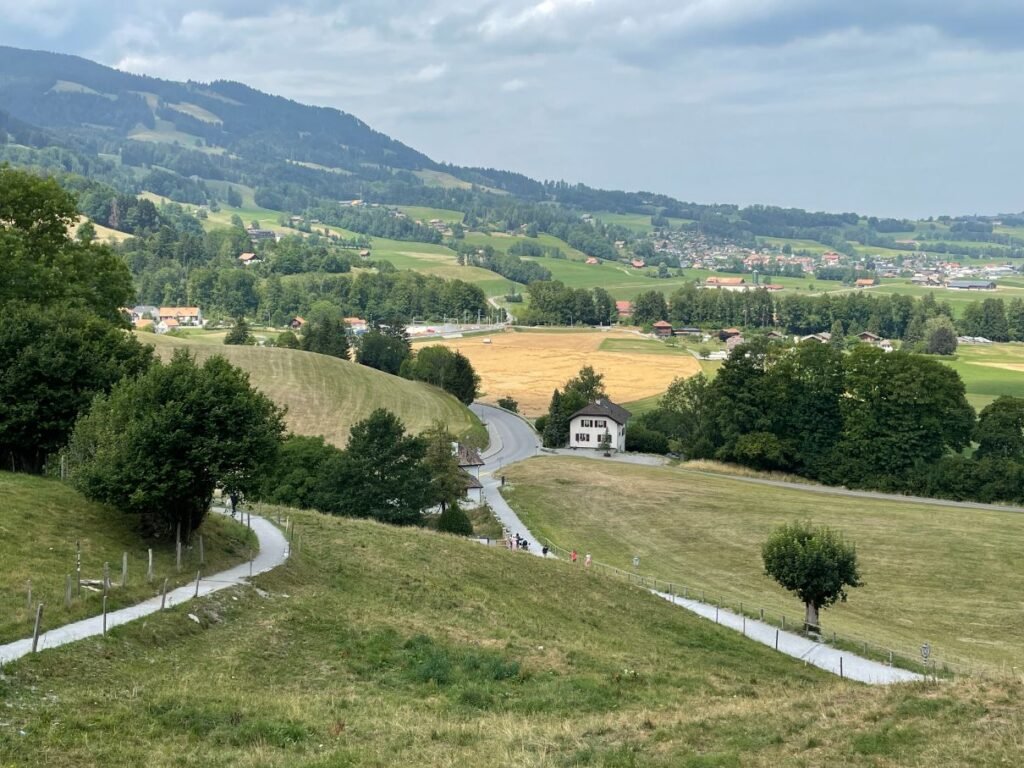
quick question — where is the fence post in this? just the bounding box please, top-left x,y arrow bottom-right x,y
176,523 -> 182,573
715,606 -> 719,623
31,603 -> 43,653
760,607 -> 764,621
26,579 -> 32,612
147,549 -> 154,582
701,589 -> 705,602
103,562 -> 110,594
199,535 -> 205,566
775,629 -> 779,650
160,578 -> 169,610
121,551 -> 128,587
840,657 -> 844,679
743,616 -> 746,635
888,650 -> 893,667
194,570 -> 201,598
782,615 -> 786,631
64,574 -> 72,608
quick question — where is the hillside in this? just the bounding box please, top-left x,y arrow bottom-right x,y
2,506 -> 1021,766
142,334 -> 482,446
0,471 -> 253,644
502,457 -> 1024,674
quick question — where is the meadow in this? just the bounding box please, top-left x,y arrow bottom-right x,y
503,457 -> 1024,673
2,505 -> 1021,766
419,329 -> 701,416
142,334 -> 482,446
0,472 -> 253,644
943,343 -> 1024,410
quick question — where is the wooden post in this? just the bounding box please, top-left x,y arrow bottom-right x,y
760,608 -> 764,621
888,650 -> 893,667
743,616 -> 746,635
781,615 -> 786,631
160,578 -> 169,610
64,574 -> 72,608
103,562 -> 111,594
248,548 -> 253,577
102,595 -> 108,635
31,604 -> 43,653
194,570 -> 201,598
147,549 -> 154,582
121,551 -> 128,587
26,579 -> 32,611
199,535 -> 205,566
840,657 -> 844,679
176,522 -> 182,572
775,629 -> 779,650
715,606 -> 719,623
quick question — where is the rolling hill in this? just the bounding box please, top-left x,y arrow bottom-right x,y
1,504 -> 1020,766
142,334 -> 483,446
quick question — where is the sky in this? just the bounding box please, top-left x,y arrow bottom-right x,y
1,0 -> 1022,218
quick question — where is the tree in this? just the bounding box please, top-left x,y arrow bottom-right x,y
0,167 -> 134,324
924,316 -> 957,355
974,397 -> 1024,461
321,409 -> 429,525
762,521 -> 862,632
255,435 -> 343,510
68,351 -> 285,538
632,290 -> 668,325
301,314 -> 350,360
828,320 -> 845,348
357,328 -> 410,375
541,366 -> 607,447
421,422 -> 466,514
401,346 -> 479,404
0,304 -> 154,473
276,330 -> 300,349
224,316 -> 253,345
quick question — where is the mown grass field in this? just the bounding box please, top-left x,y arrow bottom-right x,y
3,506 -> 1021,766
502,457 -> 1024,673
423,329 -> 701,416
397,205 -> 465,223
0,472 -> 254,644
141,334 -> 483,446
871,281 -> 1024,317
942,343 -> 1024,410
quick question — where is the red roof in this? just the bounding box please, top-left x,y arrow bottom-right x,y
652,320 -> 672,328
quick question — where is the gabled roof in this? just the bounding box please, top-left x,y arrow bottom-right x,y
570,399 -> 631,425
652,320 -> 673,328
460,469 -> 483,491
159,306 -> 201,317
455,443 -> 484,468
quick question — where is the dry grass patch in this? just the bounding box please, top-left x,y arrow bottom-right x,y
424,329 -> 701,416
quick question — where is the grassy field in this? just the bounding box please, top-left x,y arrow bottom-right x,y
3,505 -> 1022,766
0,472 -> 254,644
872,282 -> 1024,317
141,334 -> 483,446
397,206 -> 465,223
503,457 -> 1024,673
422,329 -> 701,416
943,343 -> 1024,410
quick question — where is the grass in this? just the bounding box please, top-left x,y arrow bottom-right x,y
140,334 -> 483,447
941,343 -> 1024,410
397,206 -> 465,223
872,282 -> 1024,317
3,505 -> 1023,766
502,457 -> 1024,673
0,472 -> 254,644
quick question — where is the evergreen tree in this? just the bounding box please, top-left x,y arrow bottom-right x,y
421,422 -> 466,514
437,504 -> 473,536
224,316 -> 253,345
828,319 -> 845,348
301,315 -> 350,359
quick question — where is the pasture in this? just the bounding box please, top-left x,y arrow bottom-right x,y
503,457 -> 1024,673
3,505 -> 1021,766
141,334 -> 482,446
419,329 -> 701,416
0,472 -> 253,644
944,343 -> 1024,410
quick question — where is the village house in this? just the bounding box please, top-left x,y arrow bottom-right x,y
630,258 -> 646,269
246,227 -> 277,243
585,257 -> 599,265
651,320 -> 674,338
718,327 -> 742,341
799,332 -> 832,344
725,334 -> 746,352
568,399 -> 631,453
155,318 -> 179,334
289,316 -> 305,331
158,306 -> 204,327
129,305 -> 158,326
454,442 -> 485,503
615,301 -> 633,319
855,278 -> 877,288
703,276 -> 747,292
345,317 -> 369,335
762,284 -> 785,292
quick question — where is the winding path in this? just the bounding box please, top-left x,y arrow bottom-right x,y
472,403 -> 922,684
0,510 -> 289,665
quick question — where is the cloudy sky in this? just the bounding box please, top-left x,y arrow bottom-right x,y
2,0 -> 1022,218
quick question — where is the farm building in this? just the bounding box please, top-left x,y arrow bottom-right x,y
725,334 -> 746,352
704,276 -> 747,291
238,252 -> 260,266
569,399 -> 631,453
158,306 -> 204,327
855,278 -> 877,288
652,320 -> 674,338
947,280 -> 996,290
616,301 -> 633,318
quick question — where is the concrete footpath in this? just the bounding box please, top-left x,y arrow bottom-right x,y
653,591 -> 923,684
0,510 -> 289,665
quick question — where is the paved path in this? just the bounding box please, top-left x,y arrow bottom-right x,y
0,510 -> 289,665
474,403 -> 923,683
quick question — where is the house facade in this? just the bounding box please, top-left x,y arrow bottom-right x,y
568,399 -> 631,453
158,307 -> 204,327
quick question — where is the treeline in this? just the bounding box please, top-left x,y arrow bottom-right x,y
520,281 -> 618,326
452,243 -> 551,284
309,203 -> 443,244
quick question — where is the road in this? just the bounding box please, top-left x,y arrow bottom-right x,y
0,510 -> 289,666
474,402 -> 922,683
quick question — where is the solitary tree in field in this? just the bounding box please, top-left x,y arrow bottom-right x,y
762,521 -> 862,633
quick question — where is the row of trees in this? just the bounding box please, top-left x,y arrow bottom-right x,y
521,281 -> 618,326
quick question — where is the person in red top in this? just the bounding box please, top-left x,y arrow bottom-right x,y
570,550 -> 578,564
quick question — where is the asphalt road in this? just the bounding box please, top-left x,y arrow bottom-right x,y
0,510 -> 289,665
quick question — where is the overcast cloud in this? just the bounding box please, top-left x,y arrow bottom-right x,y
1,0 -> 1022,217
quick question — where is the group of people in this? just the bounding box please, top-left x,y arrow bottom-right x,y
504,531 -> 530,551
500,530 -> 591,566
570,550 -> 593,568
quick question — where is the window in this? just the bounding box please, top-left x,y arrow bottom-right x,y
581,419 -> 593,428
595,420 -> 606,428
574,433 -> 591,443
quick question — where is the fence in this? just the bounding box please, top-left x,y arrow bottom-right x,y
537,537 -> 1004,681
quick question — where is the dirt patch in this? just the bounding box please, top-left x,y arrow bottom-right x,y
424,329 -> 701,416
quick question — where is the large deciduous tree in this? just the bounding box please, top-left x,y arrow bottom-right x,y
401,346 -> 479,405
0,304 -> 154,473
974,396 -> 1024,461
68,351 -> 285,538
762,521 -> 862,632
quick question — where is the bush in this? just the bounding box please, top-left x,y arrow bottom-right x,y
625,424 -> 669,454
496,396 -> 519,413
437,505 -> 474,536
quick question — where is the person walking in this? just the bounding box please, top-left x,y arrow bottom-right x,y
541,545 -> 549,557
571,550 -> 578,564
584,553 -> 592,569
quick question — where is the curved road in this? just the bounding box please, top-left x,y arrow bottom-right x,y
0,510 -> 289,665
474,403 -> 922,683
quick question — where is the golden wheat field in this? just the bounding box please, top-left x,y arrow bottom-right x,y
423,329 -> 701,415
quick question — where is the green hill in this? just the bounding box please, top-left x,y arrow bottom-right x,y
2,505 -> 1019,766
142,334 -> 483,447
0,471 -> 253,644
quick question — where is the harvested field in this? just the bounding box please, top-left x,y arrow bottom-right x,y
422,329 -> 701,416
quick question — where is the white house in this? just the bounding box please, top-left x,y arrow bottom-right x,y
568,399 -> 631,453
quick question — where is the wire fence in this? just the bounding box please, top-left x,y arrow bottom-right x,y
536,537 -> 1015,681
